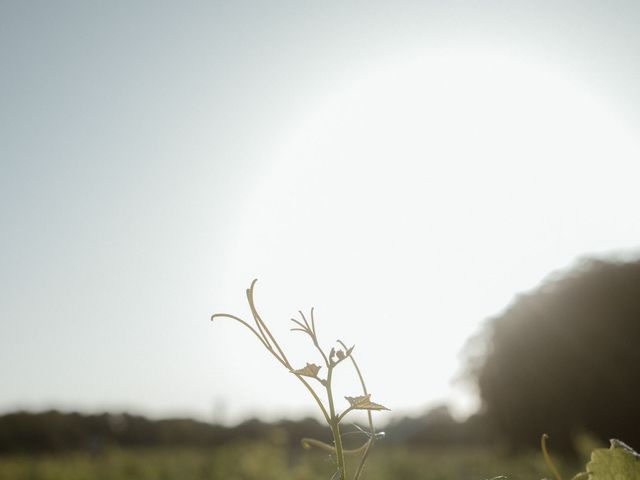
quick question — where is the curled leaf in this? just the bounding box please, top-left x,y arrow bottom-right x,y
291,362 -> 322,378
345,394 -> 389,411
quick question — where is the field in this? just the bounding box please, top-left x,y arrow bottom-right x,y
0,442 -> 579,480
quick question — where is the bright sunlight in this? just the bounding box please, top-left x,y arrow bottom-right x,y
218,49 -> 640,420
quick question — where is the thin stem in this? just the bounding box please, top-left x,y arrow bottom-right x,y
294,374 -> 331,424
246,285 -> 271,349
337,340 -> 374,480
211,313 -> 290,369
301,309 -> 330,368
247,279 -> 291,368
302,308 -> 331,369
314,337 -> 331,369
338,340 -> 374,435
210,313 -> 270,350
541,434 -> 563,480
352,439 -> 373,480
326,365 -> 346,480
299,310 -> 311,330
337,406 -> 355,423
301,437 -> 369,455
290,318 -> 308,331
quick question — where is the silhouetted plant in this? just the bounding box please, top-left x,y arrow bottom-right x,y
211,279 -> 389,480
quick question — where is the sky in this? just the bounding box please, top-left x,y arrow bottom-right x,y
2,1 -> 640,426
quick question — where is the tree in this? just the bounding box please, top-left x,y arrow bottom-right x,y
467,257 -> 640,452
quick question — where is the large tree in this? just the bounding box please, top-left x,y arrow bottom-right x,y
468,257 -> 640,451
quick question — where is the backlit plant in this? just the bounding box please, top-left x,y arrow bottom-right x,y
211,279 -> 389,480
211,280 -> 640,480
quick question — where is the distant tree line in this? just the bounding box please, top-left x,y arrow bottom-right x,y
0,408 -> 494,454
383,405 -> 495,446
0,411 -> 329,454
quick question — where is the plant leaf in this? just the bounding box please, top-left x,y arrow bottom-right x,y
291,363 -> 322,378
333,345 -> 354,365
345,394 -> 389,411
584,439 -> 640,480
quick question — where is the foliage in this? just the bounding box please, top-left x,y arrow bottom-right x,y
0,411 -> 236,454
573,439 -> 640,480
0,406 -> 494,455
211,280 -> 389,480
467,258 -> 640,451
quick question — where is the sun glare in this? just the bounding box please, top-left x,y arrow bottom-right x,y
219,50 -> 639,419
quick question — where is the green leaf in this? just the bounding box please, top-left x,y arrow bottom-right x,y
345,394 -> 390,411
291,363 -> 322,378
583,439 -> 640,480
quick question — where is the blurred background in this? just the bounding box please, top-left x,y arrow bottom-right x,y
1,1 -> 639,479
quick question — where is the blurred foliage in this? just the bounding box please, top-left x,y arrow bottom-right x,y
0,410 -> 583,479
0,411 -> 330,454
387,406 -> 495,446
467,257 -> 640,452
0,442 -> 580,480
0,408 -> 496,456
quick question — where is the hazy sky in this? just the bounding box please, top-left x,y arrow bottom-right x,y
2,1 -> 640,425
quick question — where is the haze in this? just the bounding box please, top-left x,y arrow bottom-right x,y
2,1 -> 640,425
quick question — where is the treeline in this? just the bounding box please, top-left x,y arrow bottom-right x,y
0,408 -> 493,454
0,411 -> 329,454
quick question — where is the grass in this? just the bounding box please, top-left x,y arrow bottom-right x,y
0,443 -> 579,480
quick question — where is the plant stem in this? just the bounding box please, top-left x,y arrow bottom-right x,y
326,365 -> 346,480
331,420 -> 346,480
295,374 -> 331,424
338,340 -> 374,480
352,438 -> 373,480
